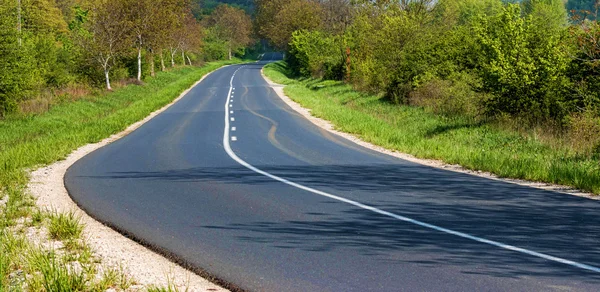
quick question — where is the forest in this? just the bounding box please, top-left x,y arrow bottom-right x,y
0,0 -> 254,116
256,0 -> 600,155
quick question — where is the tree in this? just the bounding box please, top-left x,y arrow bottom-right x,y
205,4 -> 252,60
178,13 -> 203,65
474,4 -> 569,120
0,0 -> 38,114
124,0 -> 151,81
79,0 -> 132,90
255,0 -> 323,50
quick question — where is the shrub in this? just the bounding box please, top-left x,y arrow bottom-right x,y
288,29 -> 344,79
567,111 -> 600,155
474,3 -> 570,121
409,72 -> 483,118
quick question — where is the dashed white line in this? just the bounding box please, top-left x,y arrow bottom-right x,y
231,136 -> 237,141
232,127 -> 236,131
221,64 -> 600,274
230,117 -> 235,122
230,111 -> 234,114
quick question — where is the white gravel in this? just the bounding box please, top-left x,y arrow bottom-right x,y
260,68 -> 597,201
27,68 -> 230,292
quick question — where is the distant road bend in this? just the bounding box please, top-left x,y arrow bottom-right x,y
66,53 -> 600,291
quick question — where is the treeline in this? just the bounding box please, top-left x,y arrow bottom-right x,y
0,0 -> 253,116
257,0 -> 600,153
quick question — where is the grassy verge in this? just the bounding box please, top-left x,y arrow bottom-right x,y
264,61 -> 600,195
0,59 -> 245,290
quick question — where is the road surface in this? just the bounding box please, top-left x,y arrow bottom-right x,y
66,53 -> 600,291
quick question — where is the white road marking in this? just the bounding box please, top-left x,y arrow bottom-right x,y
230,111 -> 234,114
230,117 -> 235,122
230,104 -> 233,108
232,127 -> 236,131
231,136 -> 237,141
221,65 -> 600,274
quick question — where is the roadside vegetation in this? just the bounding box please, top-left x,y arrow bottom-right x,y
257,0 -> 600,194
264,61 -> 600,194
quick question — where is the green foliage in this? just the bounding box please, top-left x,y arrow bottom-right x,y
288,30 -> 343,79
567,18 -> 600,114
0,0 -> 256,115
0,2 -> 40,115
474,4 -> 570,120
48,211 -> 83,241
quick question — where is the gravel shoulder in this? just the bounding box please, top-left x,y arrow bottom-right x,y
27,68 -> 231,292
260,68 -> 597,201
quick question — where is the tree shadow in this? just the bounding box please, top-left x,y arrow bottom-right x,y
84,162 -> 600,283
425,120 -> 485,138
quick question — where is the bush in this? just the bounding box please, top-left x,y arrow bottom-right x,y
567,111 -> 600,155
288,30 -> 344,79
474,3 -> 570,121
409,73 -> 483,119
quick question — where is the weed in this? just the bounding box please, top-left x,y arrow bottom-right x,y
48,211 -> 83,241
30,209 -> 45,227
28,248 -> 88,291
94,265 -> 135,291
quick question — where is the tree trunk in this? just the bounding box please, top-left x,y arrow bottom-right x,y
228,47 -> 232,60
169,48 -> 177,68
181,50 -> 185,66
160,52 -> 165,71
105,68 -> 112,90
150,53 -> 155,77
137,45 -> 142,81
186,55 -> 192,66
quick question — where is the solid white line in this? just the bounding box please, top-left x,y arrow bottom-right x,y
221,64 -> 600,274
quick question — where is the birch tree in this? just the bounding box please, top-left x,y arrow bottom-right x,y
124,0 -> 156,81
81,0 -> 131,90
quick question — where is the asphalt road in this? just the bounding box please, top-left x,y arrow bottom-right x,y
66,53 -> 600,291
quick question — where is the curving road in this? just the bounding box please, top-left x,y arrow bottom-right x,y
66,53 -> 600,291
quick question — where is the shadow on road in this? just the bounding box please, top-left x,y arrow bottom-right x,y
84,163 -> 600,282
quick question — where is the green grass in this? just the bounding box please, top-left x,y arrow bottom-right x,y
264,61 -> 600,194
0,59 -> 243,191
48,211 -> 83,241
0,59 -> 246,290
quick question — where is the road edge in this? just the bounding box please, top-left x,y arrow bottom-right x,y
259,67 -> 598,201
28,64 -> 238,291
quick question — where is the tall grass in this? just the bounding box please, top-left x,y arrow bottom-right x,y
48,211 -> 83,241
264,61 -> 600,194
